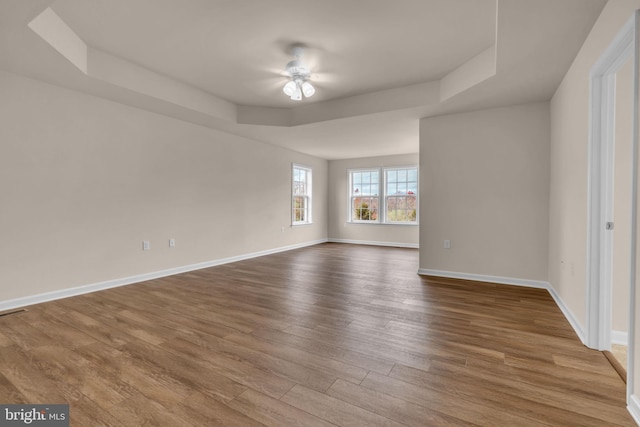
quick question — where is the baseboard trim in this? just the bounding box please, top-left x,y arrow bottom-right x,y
417,269 -> 587,345
545,285 -> 587,345
416,269 -> 549,289
0,239 -> 328,312
628,394 -> 640,425
603,350 -> 627,384
328,238 -> 418,249
612,330 -> 629,346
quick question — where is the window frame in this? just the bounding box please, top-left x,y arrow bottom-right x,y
348,168 -> 381,223
383,166 -> 419,224
347,166 -> 418,225
292,164 -> 312,225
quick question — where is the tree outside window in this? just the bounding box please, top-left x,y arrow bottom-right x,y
385,167 -> 417,223
348,167 -> 418,224
350,170 -> 380,222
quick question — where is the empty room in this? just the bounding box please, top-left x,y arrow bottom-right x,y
2,0 -> 640,425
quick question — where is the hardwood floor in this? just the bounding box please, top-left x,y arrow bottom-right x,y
0,243 -> 634,426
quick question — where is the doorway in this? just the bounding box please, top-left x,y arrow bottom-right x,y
586,11 -> 638,402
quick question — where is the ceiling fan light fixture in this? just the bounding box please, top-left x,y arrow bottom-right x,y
282,45 -> 316,101
301,81 -> 315,98
283,80 -> 297,96
290,82 -> 303,101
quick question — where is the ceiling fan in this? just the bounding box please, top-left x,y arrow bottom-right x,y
282,45 -> 315,101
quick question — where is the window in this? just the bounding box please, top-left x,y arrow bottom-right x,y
350,169 -> 380,222
292,164 -> 312,225
348,166 -> 418,224
385,167 -> 418,223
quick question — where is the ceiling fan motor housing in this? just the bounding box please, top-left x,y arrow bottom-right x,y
285,59 -> 310,79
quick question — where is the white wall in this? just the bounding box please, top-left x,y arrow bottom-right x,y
328,154 -> 419,247
0,70 -> 328,305
549,0 -> 640,412
549,0 -> 640,337
419,102 -> 550,283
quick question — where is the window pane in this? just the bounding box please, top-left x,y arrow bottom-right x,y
293,167 -> 309,196
408,168 -> 417,182
352,196 -> 378,221
386,195 -> 417,223
349,169 -> 389,222
387,196 -> 398,222
408,195 -> 417,221
407,182 -> 417,195
293,167 -> 311,224
387,170 -> 397,183
294,182 -> 303,194
294,196 -> 305,222
387,197 -> 397,210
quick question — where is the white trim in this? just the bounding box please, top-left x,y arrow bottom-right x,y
629,394 -> 640,425
587,13 -> 637,351
0,239 -> 328,312
546,285 -> 587,345
347,166 -> 419,225
587,11 -> 639,406
345,222 -> 418,227
417,269 -> 549,289
416,269 -> 587,345
587,17 -> 635,350
292,163 -> 313,226
612,330 -> 629,346
631,11 -> 640,407
383,165 -> 419,224
328,238 -> 418,249
348,167 -> 382,223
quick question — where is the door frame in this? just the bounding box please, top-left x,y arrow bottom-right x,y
586,11 -> 639,402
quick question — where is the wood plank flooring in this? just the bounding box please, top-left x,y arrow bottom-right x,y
0,243 -> 634,426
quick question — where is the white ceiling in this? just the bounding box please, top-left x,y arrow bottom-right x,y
0,0 -> 607,159
51,0 -> 497,107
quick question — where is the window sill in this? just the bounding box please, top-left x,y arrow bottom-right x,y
292,222 -> 313,227
346,222 -> 418,226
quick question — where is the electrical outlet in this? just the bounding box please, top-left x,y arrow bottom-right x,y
281,227 -> 285,233
444,239 -> 451,249
143,241 -> 150,251
169,238 -> 175,248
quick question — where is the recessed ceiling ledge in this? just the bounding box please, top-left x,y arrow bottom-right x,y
238,80 -> 441,127
440,44 -> 497,102
292,81 -> 441,126
28,7 -> 87,74
87,48 -> 237,123
237,106 -> 292,127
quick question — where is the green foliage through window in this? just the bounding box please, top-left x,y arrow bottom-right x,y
349,167 -> 418,223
